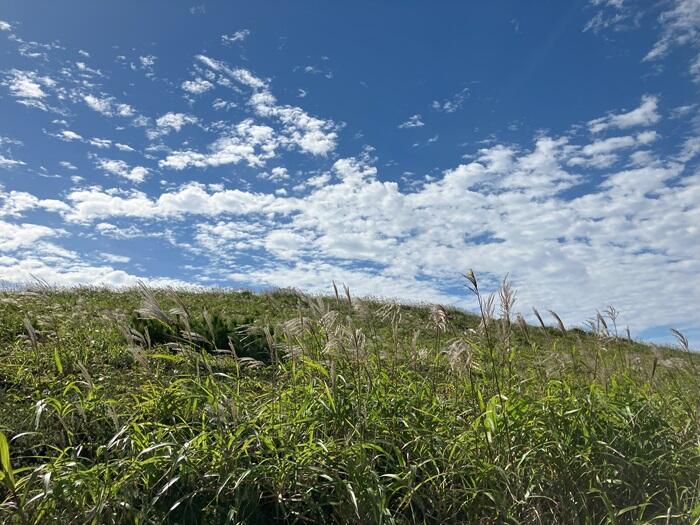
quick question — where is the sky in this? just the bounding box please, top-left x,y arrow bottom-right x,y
0,1 -> 699,345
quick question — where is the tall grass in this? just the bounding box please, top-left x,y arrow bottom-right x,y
0,276 -> 699,524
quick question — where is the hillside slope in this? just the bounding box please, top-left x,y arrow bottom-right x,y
1,282 -> 699,524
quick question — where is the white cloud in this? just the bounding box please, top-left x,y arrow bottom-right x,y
89,138 -> 112,148
154,112 -> 197,133
100,252 -> 130,263
96,158 -> 149,183
588,95 -> 660,133
0,155 -> 25,169
249,92 -> 337,155
0,188 -> 69,217
195,55 -> 268,90
3,69 -> 53,100
0,243 -> 187,288
83,94 -> 111,114
566,132 -> 658,167
62,182 -> 288,222
194,55 -> 338,156
160,119 -> 279,169
0,220 -> 63,251
0,20 -> 12,31
139,55 -> 156,68
302,65 -> 333,79
432,88 -> 469,113
58,130 -> 83,141
691,52 -> 700,82
95,222 -> 156,240
59,161 -> 78,170
83,94 -> 134,117
260,166 -> 289,182
0,44 -> 697,337
194,220 -> 266,251
115,143 -> 135,152
181,78 -> 214,94
43,118 -> 700,333
264,230 -> 309,258
645,0 -> 700,61
221,29 -> 250,45
583,0 -> 628,33
587,0 -> 700,82
212,98 -> 237,111
0,136 -> 23,147
398,114 -> 425,129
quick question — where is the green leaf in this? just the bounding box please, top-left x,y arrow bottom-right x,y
54,348 -> 63,374
0,432 -> 14,486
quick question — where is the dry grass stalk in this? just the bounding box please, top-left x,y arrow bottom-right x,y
548,310 -> 567,336
532,307 -> 547,331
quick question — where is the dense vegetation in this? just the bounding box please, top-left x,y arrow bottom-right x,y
0,276 -> 699,524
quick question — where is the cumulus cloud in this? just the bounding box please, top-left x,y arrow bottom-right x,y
432,88 -> 469,113
2,70 -> 55,110
0,188 -> 69,217
0,221 -> 63,251
567,132 -> 658,168
59,161 -> 77,170
221,29 -> 250,45
162,56 -> 339,169
62,182 -> 288,222
0,238 -> 188,288
95,158 -> 149,183
193,55 -> 338,156
159,119 -> 279,169
154,112 -> 197,134
57,130 -> 83,142
83,94 -> 135,117
588,95 -> 660,133
139,55 -> 156,68
0,25 -> 697,338
89,138 -> 112,148
181,78 -> 214,94
259,166 -> 290,182
0,20 -> 12,31
398,114 -> 425,129
29,117 -> 697,334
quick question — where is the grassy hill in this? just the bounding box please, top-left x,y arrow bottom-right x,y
0,278 -> 699,524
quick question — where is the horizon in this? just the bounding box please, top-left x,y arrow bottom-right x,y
1,1 -> 699,346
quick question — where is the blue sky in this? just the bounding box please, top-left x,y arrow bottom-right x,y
1,1 -> 699,345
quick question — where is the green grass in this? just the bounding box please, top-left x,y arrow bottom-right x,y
1,279 -> 699,524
